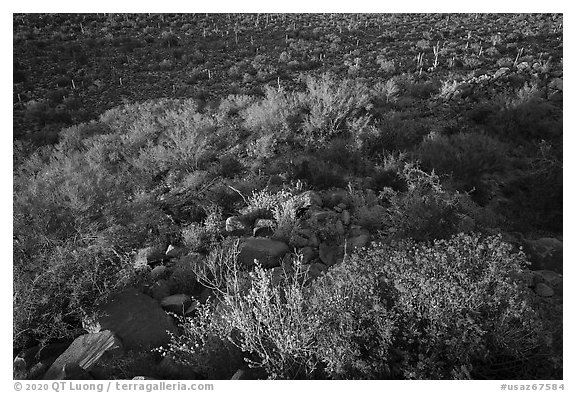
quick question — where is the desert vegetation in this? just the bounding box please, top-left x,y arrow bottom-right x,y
13,13 -> 562,380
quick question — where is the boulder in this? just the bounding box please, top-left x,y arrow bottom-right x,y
535,283 -> 554,297
161,294 -> 193,315
319,242 -> 343,266
238,237 -> 290,268
525,238 -> 563,273
16,341 -> 72,380
43,330 -> 122,380
151,265 -> 168,281
300,247 -> 318,264
97,288 -> 178,350
150,279 -> 171,300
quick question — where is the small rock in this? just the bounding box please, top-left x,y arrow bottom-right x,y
226,216 -> 249,233
494,67 -> 510,79
161,294 -> 193,315
535,283 -> 554,297
334,206 -> 343,213
151,265 -> 168,281
337,203 -> 347,210
238,237 -> 290,268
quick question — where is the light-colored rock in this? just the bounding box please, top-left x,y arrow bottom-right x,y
161,294 -> 193,315
166,245 -> 189,259
238,237 -> 290,268
494,67 -> 510,79
97,288 -> 178,350
226,216 -> 249,232
43,330 -> 122,379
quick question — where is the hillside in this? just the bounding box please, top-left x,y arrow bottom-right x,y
13,13 -> 562,380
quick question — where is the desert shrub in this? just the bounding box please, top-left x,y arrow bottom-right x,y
415,132 -> 510,203
159,304 -> 247,379
381,164 -> 463,241
371,79 -> 400,105
287,157 -> 348,190
346,233 -> 554,379
218,94 -> 256,118
240,85 -> 305,137
498,141 -> 562,233
14,239 -> 142,351
362,112 -> 431,155
300,73 -> 372,144
164,233 -> 556,379
490,96 -> 562,142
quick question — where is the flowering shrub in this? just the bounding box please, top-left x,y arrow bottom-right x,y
164,233 -> 557,379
